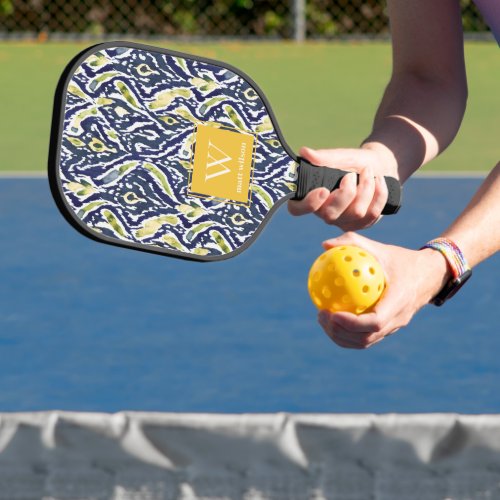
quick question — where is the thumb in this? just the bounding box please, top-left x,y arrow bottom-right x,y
299,147 -> 365,170
299,146 -> 324,165
322,231 -> 368,250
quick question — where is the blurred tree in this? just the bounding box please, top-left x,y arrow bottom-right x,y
0,0 -> 490,39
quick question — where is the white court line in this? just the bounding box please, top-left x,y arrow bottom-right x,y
0,171 -> 47,178
414,170 -> 487,178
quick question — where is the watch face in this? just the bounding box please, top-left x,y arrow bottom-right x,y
432,269 -> 472,306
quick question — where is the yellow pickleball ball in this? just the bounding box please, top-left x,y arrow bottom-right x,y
308,245 -> 385,314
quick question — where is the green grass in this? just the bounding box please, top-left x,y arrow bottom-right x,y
0,40 -> 497,172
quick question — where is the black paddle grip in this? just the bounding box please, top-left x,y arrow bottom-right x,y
293,158 -> 402,215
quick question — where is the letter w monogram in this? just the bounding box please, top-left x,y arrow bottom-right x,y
205,140 -> 232,181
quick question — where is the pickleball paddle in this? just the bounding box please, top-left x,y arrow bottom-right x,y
48,41 -> 401,261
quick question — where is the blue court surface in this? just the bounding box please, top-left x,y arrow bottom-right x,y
0,176 -> 498,413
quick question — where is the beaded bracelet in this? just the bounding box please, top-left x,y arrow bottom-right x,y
421,238 -> 470,278
421,237 -> 472,306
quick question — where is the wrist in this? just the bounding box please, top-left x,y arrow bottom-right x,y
361,141 -> 399,178
417,248 -> 453,304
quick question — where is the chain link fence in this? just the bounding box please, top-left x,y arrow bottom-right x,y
0,0 -> 491,40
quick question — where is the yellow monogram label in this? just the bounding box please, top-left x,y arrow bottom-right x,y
189,123 -> 256,205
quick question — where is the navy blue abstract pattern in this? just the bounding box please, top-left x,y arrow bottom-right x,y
59,46 -> 297,258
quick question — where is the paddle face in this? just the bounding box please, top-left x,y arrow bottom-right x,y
49,42 -> 298,261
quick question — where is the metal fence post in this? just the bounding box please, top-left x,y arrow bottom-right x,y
293,0 -> 306,42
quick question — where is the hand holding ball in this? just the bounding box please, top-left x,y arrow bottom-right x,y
308,245 -> 385,314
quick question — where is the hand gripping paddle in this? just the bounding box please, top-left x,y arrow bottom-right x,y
49,41 -> 401,262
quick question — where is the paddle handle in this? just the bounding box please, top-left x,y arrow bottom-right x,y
293,158 -> 402,215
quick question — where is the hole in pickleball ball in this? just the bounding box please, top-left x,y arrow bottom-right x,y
342,295 -> 351,304
313,271 -> 321,282
378,284 -> 382,291
359,251 -> 367,257
352,269 -> 360,277
369,267 -> 376,275
356,306 -> 366,314
327,264 -> 335,272
344,256 -> 352,262
313,294 -> 323,308
322,286 -> 332,299
333,303 -> 342,311
362,285 -> 369,293
334,277 -> 344,287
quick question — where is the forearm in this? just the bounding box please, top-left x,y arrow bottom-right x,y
361,0 -> 467,183
418,162 -> 500,302
441,162 -> 500,267
362,73 -> 467,182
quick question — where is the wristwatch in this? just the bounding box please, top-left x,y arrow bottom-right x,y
421,238 -> 472,306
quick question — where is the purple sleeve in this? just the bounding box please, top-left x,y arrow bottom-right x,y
473,0 -> 500,45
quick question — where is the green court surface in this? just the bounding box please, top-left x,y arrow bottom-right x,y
0,41 -> 497,173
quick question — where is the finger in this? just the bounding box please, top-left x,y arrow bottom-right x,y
319,311 -> 372,348
330,336 -> 365,349
319,309 -> 391,349
331,316 -> 391,349
364,335 -> 386,348
363,174 -> 389,223
343,164 -> 376,220
330,311 -> 385,335
332,294 -> 401,339
328,327 -> 380,349
340,214 -> 383,232
321,323 -> 365,349
330,325 -> 371,348
361,328 -> 399,348
318,310 -> 333,330
328,167 -> 388,231
331,168 -> 377,231
293,147 -> 365,222
315,172 -> 357,224
367,288 -> 411,335
288,187 -> 330,216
